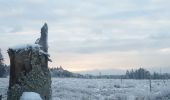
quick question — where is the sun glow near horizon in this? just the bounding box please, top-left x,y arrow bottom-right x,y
1,0 -> 170,73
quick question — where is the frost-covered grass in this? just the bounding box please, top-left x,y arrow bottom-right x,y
52,78 -> 170,100
0,78 -> 8,99
0,78 -> 170,100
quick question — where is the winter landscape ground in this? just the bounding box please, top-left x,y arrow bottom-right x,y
0,78 -> 170,100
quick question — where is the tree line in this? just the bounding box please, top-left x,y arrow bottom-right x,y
1,48 -> 170,79
50,66 -> 84,78
125,68 -> 170,79
0,49 -> 9,77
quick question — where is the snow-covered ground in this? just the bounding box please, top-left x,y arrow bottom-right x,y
0,78 -> 170,100
20,92 -> 42,100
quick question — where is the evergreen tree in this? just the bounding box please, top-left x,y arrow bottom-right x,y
126,70 -> 130,78
0,49 -> 6,77
125,68 -> 151,79
0,49 -> 3,65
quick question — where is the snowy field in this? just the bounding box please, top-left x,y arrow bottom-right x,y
0,78 -> 170,100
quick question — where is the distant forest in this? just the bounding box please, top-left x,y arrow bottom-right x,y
0,49 -> 170,79
50,66 -> 170,79
125,68 -> 170,79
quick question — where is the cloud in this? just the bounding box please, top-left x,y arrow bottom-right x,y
160,48 -> 170,53
1,0 -> 170,71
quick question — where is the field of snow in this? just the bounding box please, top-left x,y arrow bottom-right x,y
0,78 -> 170,100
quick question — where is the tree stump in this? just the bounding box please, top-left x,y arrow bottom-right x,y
7,23 -> 51,100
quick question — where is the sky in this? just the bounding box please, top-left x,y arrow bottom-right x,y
0,0 -> 170,74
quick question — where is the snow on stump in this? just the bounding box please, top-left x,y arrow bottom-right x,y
20,92 -> 42,100
7,23 -> 52,100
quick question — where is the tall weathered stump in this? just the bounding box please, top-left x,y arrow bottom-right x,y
7,23 -> 51,100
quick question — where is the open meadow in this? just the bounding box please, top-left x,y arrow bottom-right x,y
0,78 -> 170,100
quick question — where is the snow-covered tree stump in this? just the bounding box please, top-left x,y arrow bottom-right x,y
7,23 -> 51,100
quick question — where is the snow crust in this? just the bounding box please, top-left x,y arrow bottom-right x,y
20,92 -> 42,100
9,44 -> 40,50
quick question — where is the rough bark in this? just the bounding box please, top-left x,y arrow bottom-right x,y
37,23 -> 48,52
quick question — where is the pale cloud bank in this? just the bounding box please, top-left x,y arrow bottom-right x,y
0,0 -> 170,73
